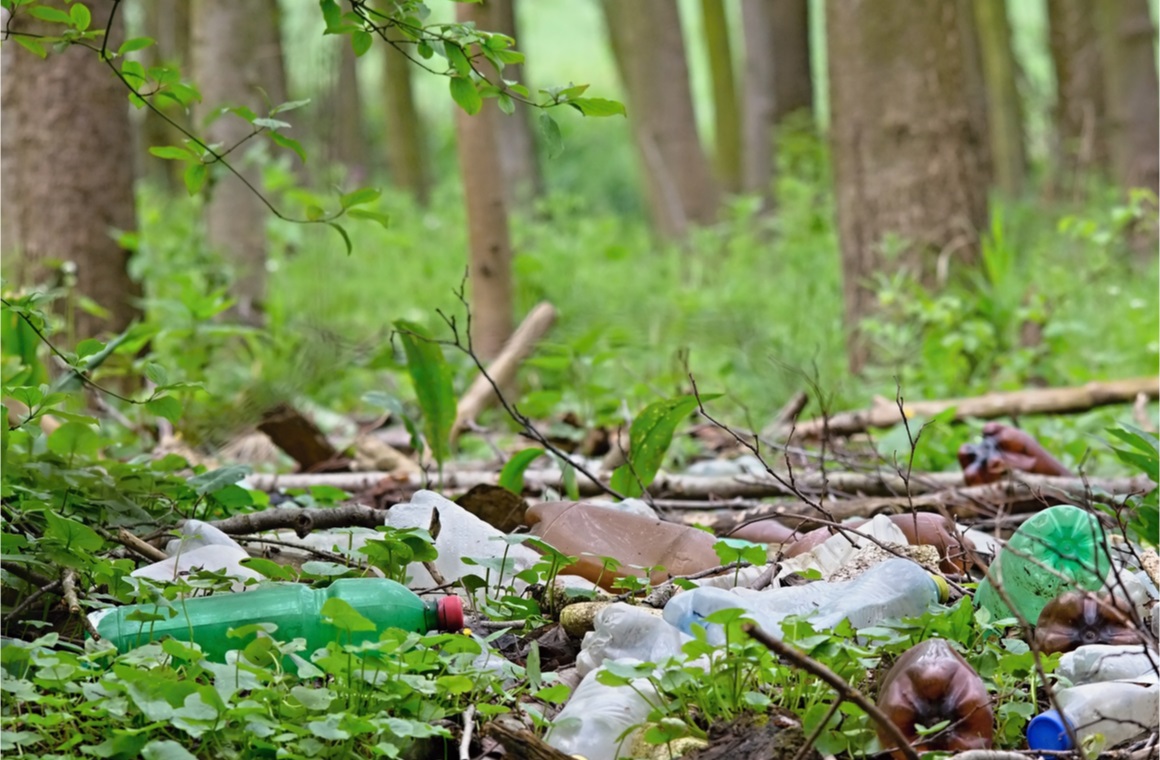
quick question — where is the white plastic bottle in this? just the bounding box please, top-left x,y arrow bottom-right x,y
1026,673 -> 1159,751
1058,644 -> 1159,684
546,661 -> 658,760
663,558 -> 947,643
576,603 -> 690,677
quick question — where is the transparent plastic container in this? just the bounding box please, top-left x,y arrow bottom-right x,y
1057,644 -> 1159,684
974,504 -> 1110,624
90,578 -> 463,661
546,661 -> 658,760
576,602 -> 689,677
663,558 -> 947,643
1026,673 -> 1159,751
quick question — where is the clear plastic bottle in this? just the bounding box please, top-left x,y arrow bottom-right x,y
90,578 -> 463,661
974,504 -> 1110,624
1026,673 -> 1159,751
663,558 -> 948,643
546,661 -> 658,760
1058,644 -> 1159,684
525,501 -> 723,590
575,603 -> 689,677
876,638 -> 993,759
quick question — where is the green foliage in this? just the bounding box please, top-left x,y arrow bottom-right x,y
393,320 -> 456,471
610,394 -> 714,498
498,447 -> 545,494
1101,425 -> 1159,547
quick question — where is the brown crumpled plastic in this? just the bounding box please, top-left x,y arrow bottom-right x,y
1034,590 -> 1148,655
957,422 -> 1071,486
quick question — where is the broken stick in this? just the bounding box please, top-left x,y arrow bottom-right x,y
451,301 -> 557,444
792,376 -> 1160,439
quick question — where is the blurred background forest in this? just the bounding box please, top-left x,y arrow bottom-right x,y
2,0 -> 1158,458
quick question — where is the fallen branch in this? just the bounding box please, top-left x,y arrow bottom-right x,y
116,528 -> 168,562
451,301 -> 557,445
484,720 -> 574,760
207,504 -> 385,537
793,377 -> 1160,439
761,390 -> 808,441
257,402 -> 343,472
743,622 -> 920,760
62,569 -> 101,641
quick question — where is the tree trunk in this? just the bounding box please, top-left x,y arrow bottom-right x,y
603,0 -> 720,239
139,0 -> 191,192
487,0 -> 543,203
740,0 -> 812,205
330,38 -> 369,183
455,3 -> 514,360
1,0 -> 141,341
702,0 -> 742,194
827,0 -> 990,373
1095,0 -> 1160,194
191,0 -> 286,324
1046,0 -> 1110,190
382,25 -> 430,205
974,0 -> 1026,196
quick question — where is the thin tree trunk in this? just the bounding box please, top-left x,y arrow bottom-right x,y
455,3 -> 514,360
974,0 -> 1026,196
702,0 -> 741,194
1047,0 -> 1110,194
740,0 -> 812,206
331,39 -> 369,182
603,0 -> 720,239
382,25 -> 430,205
139,0 -> 191,192
191,0 -> 286,324
1,0 -> 141,341
827,0 -> 990,373
488,0 -> 543,203
1095,0 -> 1160,194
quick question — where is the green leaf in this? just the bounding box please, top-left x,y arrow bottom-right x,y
319,0 -> 342,31
141,740 -> 197,760
450,76 -> 482,115
28,6 -> 71,24
146,395 -> 182,424
118,37 -> 155,55
497,92 -> 515,115
69,3 -> 90,31
339,187 -> 381,209
538,112 -> 562,158
14,37 -> 46,58
149,146 -> 192,161
328,222 -> 353,256
346,208 -> 390,229
321,597 -> 375,633
445,43 -> 471,76
499,448 -> 544,494
269,131 -> 307,163
240,557 -> 298,581
44,511 -> 103,551
609,395 -> 709,497
351,30 -> 372,56
394,321 -> 456,468
305,205 -> 326,221
188,465 -> 250,496
46,421 -> 101,459
568,97 -> 626,118
183,163 -> 207,195
143,361 -> 168,386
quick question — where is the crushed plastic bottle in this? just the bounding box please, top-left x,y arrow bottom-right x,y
1058,644 -> 1159,684
1026,672 -> 1159,751
90,578 -> 463,661
663,558 -> 947,644
781,513 -> 977,575
974,504 -> 1110,624
875,638 -> 994,759
575,602 -> 689,677
957,422 -> 1071,486
525,501 -> 723,590
546,661 -> 658,760
1034,590 -> 1148,655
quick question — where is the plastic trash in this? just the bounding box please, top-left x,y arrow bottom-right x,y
974,504 -> 1110,624
784,513 -> 977,575
663,558 -> 948,644
958,422 -> 1070,486
525,501 -> 723,590
1057,644 -> 1159,684
576,603 -> 689,677
133,519 -> 264,593
546,661 -> 658,760
386,490 -> 542,590
875,638 -> 994,759
89,577 -> 463,661
772,514 -> 911,581
1034,590 -> 1148,655
1026,672 -> 1159,751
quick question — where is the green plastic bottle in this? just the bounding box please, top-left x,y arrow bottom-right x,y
974,504 -> 1110,624
91,578 -> 464,661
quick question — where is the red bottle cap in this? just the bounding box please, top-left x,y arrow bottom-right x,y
436,595 -> 464,631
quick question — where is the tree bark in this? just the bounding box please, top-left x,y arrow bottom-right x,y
603,0 -> 720,239
1046,0 -> 1110,190
1094,0 -> 1160,194
973,0 -> 1026,197
1,0 -> 141,341
487,0 -> 543,203
456,2 -> 515,360
191,0 -> 287,324
330,38 -> 369,182
702,0 -> 742,194
139,0 -> 191,192
382,24 -> 430,205
826,0 -> 990,373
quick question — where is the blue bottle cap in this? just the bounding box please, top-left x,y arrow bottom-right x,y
1026,709 -> 1074,751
